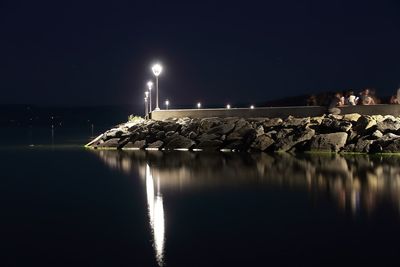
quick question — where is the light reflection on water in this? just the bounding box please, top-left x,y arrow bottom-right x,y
92,150 -> 400,265
146,164 -> 165,266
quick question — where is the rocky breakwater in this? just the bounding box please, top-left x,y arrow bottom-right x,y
85,114 -> 400,153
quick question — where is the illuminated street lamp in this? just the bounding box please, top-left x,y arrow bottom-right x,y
165,99 -> 169,110
147,81 -> 153,111
250,105 -> 255,109
197,102 -> 201,109
226,104 -> 231,109
152,63 -> 163,110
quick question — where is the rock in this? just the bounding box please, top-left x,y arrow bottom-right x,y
155,131 -> 166,140
376,118 -> 400,133
207,123 -> 235,135
262,118 -> 283,128
165,135 -> 195,150
164,123 -> 181,132
265,130 -> 277,139
381,139 -> 400,153
234,118 -> 248,130
165,131 -> 176,138
197,133 -> 219,142
309,116 -> 325,126
276,128 -> 293,140
226,131 -> 243,141
371,130 -> 383,139
282,116 -> 310,128
355,115 -> 377,133
275,127 -> 315,152
176,117 -> 191,125
188,131 -> 198,140
310,132 -> 348,152
117,137 -> 131,149
320,118 -> 352,132
247,118 -> 267,123
97,138 -> 120,148
147,140 -> 164,149
124,140 -> 146,149
343,143 -> 356,152
255,125 -> 264,137
369,133 -> 400,153
251,135 -> 275,151
343,113 -> 361,122
354,138 -> 373,153
327,114 -> 343,120
199,118 -> 221,133
197,140 -> 223,150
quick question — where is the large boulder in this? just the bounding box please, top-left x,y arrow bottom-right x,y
376,118 -> 400,133
343,113 -> 361,122
197,133 -> 220,142
206,122 -> 235,135
353,137 -> 374,153
262,118 -> 283,129
369,133 -> 400,153
282,116 -> 310,128
96,138 -> 120,148
320,118 -> 353,132
199,118 -> 222,133
147,140 -> 164,149
165,135 -> 195,150
250,135 -> 275,151
310,132 -> 348,152
275,127 -> 315,152
355,115 -> 377,133
124,140 -> 146,149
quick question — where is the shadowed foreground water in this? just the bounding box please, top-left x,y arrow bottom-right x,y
2,148 -> 400,266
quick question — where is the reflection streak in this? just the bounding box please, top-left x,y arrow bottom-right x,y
146,164 -> 165,266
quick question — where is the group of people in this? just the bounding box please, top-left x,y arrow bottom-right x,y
330,88 -> 377,108
305,88 -> 400,115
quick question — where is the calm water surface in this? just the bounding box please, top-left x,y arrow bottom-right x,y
2,143 -> 400,266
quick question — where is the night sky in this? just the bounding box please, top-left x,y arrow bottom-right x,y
1,0 -> 399,107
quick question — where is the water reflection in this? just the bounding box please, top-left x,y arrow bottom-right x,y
145,164 -> 165,266
94,150 -> 400,215
92,150 -> 400,264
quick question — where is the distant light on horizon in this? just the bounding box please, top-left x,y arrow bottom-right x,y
197,102 -> 201,109
226,104 -> 231,109
250,105 -> 255,109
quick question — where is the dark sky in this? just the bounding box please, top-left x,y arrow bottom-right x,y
1,0 -> 399,107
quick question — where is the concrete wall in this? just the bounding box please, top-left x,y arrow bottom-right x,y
150,105 -> 400,120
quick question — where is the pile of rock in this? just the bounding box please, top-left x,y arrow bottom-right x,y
85,114 -> 400,153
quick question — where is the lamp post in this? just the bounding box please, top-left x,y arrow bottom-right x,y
165,99 -> 169,110
197,102 -> 201,109
147,81 -> 153,112
144,97 -> 148,118
152,64 -> 162,110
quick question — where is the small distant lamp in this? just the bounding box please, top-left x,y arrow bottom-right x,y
165,99 -> 169,110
